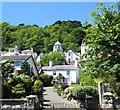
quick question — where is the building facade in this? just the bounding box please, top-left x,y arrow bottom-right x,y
0,55 -> 39,75
42,61 -> 79,85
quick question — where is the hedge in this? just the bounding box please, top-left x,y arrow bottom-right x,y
72,86 -> 98,99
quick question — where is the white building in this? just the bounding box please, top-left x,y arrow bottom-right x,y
37,41 -> 80,64
42,61 -> 79,85
65,50 -> 80,64
0,46 -> 37,59
81,40 -> 89,60
53,41 -> 63,52
8,46 -> 19,56
0,55 -> 39,75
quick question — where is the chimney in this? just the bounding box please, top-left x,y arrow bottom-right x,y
31,48 -> 33,52
49,61 -> 53,67
82,40 -> 84,44
15,45 -> 18,49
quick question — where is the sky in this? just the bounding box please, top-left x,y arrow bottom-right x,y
2,2 -> 118,28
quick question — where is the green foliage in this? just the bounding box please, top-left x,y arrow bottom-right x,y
33,80 -> 43,98
81,3 -> 120,84
53,84 -> 63,96
8,76 -> 24,86
72,86 -> 98,99
20,74 -> 33,95
53,83 -> 61,89
40,74 -> 53,86
1,20 -> 85,54
69,84 -> 81,87
1,59 -> 14,80
40,51 -> 66,66
111,83 -> 120,96
56,73 -> 65,83
20,61 -> 34,77
8,75 -> 33,97
2,83 -> 12,98
12,84 -> 26,98
80,73 -> 103,87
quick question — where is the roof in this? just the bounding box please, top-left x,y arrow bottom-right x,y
0,55 -> 31,60
42,65 -> 77,71
54,41 -> 61,45
9,48 -> 16,49
21,49 -> 32,52
102,92 -> 113,96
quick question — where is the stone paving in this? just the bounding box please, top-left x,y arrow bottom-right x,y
42,86 -> 81,109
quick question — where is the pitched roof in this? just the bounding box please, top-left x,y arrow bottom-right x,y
21,49 -> 32,52
54,41 -> 61,45
0,55 -> 31,60
42,65 -> 77,71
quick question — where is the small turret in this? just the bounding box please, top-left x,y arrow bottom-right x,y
53,41 -> 63,52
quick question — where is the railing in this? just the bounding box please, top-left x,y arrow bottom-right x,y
43,102 -> 84,110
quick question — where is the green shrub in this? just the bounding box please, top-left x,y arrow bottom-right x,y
8,75 -> 33,96
56,86 -> 63,96
2,83 -> 12,98
62,94 -> 67,99
33,80 -> 43,98
21,75 -> 33,95
12,84 -> 26,98
72,86 -> 98,99
8,76 -> 24,86
111,83 -> 120,96
40,74 -> 53,86
53,83 -> 60,89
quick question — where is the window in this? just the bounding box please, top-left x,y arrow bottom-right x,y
58,45 -> 60,50
67,71 -> 70,76
68,58 -> 70,63
55,46 -> 57,49
10,50 -> 14,52
68,52 -> 71,56
14,61 -> 22,67
53,71 -> 56,75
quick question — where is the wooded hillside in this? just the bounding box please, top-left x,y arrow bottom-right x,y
1,20 -> 88,54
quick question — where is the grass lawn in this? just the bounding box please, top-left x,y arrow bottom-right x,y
69,84 -> 81,87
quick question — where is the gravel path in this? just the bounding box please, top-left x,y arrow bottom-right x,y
42,86 -> 80,109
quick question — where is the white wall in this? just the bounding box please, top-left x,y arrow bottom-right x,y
27,57 -> 38,75
65,50 -> 80,63
43,69 -> 78,84
81,43 -> 89,60
9,48 -> 19,56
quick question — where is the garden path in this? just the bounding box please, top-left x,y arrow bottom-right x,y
42,86 -> 80,109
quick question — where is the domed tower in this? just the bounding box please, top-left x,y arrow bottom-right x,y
53,41 -> 63,52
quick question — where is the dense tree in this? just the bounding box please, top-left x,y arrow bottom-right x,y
56,73 -> 65,83
40,74 -> 53,86
1,59 -> 14,80
40,51 -> 66,66
20,61 -> 34,77
33,80 -> 43,98
12,84 -> 26,98
1,20 -> 86,54
81,3 -> 120,84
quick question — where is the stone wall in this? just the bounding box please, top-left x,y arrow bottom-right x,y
0,99 -> 27,109
0,95 -> 41,110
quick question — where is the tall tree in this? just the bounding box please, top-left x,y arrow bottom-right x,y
81,2 -> 120,83
1,59 -> 14,80
20,61 -> 34,77
41,51 -> 66,66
